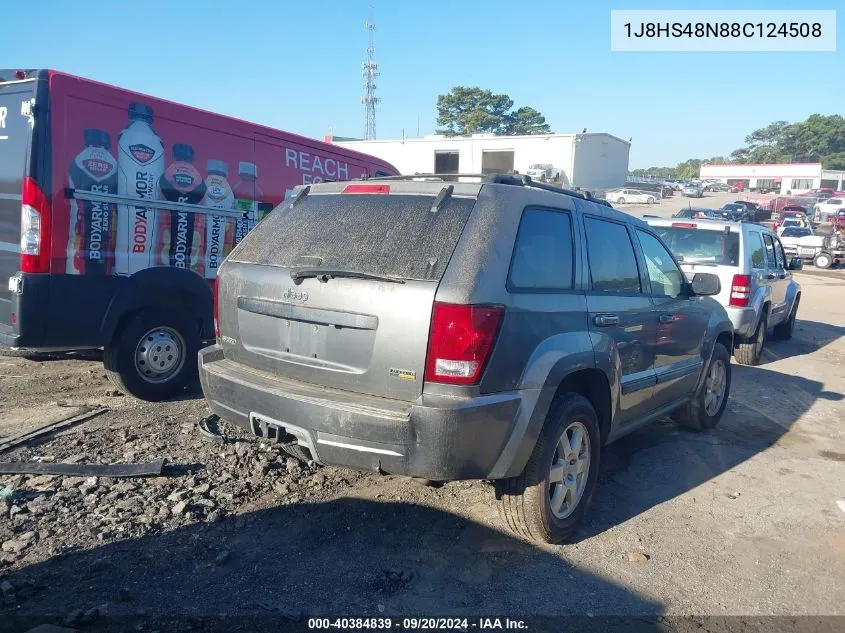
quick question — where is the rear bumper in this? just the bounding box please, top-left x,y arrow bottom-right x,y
725,306 -> 758,338
198,345 -> 522,480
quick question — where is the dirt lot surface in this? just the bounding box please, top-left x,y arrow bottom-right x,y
1,269 -> 845,631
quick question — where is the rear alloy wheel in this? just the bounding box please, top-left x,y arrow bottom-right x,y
734,313 -> 767,366
496,393 -> 600,544
813,252 -> 832,269
617,197 -> 626,204
104,309 -> 199,401
674,342 -> 731,431
647,197 -> 655,204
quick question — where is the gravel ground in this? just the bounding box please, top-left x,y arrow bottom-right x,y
1,270 -> 844,632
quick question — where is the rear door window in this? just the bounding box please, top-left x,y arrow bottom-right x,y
229,192 -> 475,281
584,217 -> 641,293
762,234 -> 777,270
748,232 -> 766,269
508,208 -> 573,291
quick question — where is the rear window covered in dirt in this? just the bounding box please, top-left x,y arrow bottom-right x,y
229,193 -> 475,280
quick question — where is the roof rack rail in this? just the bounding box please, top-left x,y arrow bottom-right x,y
364,172 -> 612,208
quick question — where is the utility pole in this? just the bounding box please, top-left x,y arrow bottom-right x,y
361,18 -> 380,140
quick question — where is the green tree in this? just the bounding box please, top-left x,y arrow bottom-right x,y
504,106 -> 552,136
436,87 -> 550,136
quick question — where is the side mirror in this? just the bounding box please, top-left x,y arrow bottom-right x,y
690,272 -> 721,296
788,257 -> 803,271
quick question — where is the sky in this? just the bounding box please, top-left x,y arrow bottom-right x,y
1,0 -> 841,168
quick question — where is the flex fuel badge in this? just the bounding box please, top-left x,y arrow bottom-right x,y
390,368 -> 417,381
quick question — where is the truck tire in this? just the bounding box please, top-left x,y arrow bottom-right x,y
734,313 -> 767,366
104,308 -> 200,401
773,296 -> 799,340
673,342 -> 731,431
495,393 -> 600,544
813,252 -> 832,269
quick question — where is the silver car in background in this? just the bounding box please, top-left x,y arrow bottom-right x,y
645,217 -> 802,366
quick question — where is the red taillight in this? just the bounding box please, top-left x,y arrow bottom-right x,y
729,274 -> 751,307
424,303 -> 503,385
341,184 -> 390,195
672,222 -> 697,228
20,177 -> 52,274
212,278 -> 220,337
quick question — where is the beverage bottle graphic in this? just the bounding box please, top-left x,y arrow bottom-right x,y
202,159 -> 235,280
66,129 -> 118,275
233,161 -> 263,247
157,143 -> 207,272
116,102 -> 165,275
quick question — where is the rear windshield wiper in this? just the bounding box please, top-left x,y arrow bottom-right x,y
290,268 -> 406,284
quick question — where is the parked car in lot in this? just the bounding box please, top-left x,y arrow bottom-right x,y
200,174 -> 735,544
733,200 -> 767,222
779,227 -> 844,269
645,217 -> 801,366
776,218 -> 810,235
525,163 -> 559,183
773,209 -> 810,232
606,188 -> 657,204
682,183 -> 704,198
720,203 -> 752,221
813,197 -> 845,221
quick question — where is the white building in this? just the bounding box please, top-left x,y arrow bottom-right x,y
328,132 -> 631,190
699,163 -> 845,194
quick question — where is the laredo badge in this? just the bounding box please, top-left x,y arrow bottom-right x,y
389,368 -> 417,381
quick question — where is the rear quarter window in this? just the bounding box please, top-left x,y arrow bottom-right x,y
508,208 -> 574,291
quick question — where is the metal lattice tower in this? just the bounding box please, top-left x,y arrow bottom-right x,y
361,20 -> 380,140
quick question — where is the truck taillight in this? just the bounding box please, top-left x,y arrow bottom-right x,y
20,177 -> 52,274
424,303 -> 503,385
213,278 -> 220,337
729,274 -> 751,307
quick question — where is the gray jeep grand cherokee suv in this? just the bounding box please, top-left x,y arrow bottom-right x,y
199,175 -> 734,543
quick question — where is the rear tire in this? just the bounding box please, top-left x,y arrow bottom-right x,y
617,197 -> 626,204
734,313 -> 767,366
673,342 -> 731,431
104,308 -> 199,401
495,393 -> 601,544
647,197 -> 655,204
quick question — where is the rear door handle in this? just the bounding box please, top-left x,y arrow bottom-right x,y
659,314 -> 679,324
594,314 -> 619,327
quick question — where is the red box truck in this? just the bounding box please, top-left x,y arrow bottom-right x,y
0,69 -> 398,400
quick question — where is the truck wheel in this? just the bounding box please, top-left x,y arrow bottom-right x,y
813,252 -> 832,269
673,342 -> 731,431
734,313 -> 767,366
495,393 -> 600,544
773,296 -> 799,340
104,309 -> 200,401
